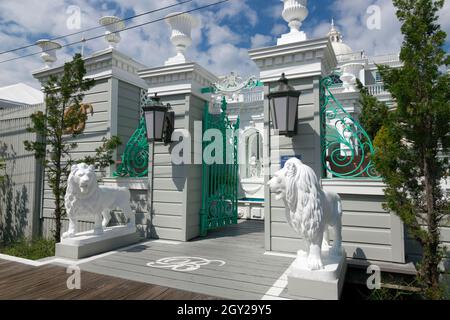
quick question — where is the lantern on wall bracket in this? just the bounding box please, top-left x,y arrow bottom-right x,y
267,73 -> 301,136
142,93 -> 175,145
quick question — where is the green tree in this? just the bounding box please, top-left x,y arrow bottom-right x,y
373,0 -> 450,299
0,156 -> 4,183
82,136 -> 122,172
357,79 -> 389,140
25,53 -> 120,242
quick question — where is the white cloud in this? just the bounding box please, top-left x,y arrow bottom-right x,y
0,0 -> 261,88
305,0 -> 404,56
263,2 -> 283,20
194,43 -> 258,77
250,34 -> 273,49
270,23 -> 287,36
438,0 -> 450,35
205,24 -> 241,46
0,0 -> 448,90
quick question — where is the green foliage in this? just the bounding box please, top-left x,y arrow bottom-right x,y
82,136 -> 121,170
0,238 -> 55,260
0,156 -> 4,183
24,53 -> 94,242
357,79 -> 390,140
368,286 -> 418,300
373,0 -> 450,299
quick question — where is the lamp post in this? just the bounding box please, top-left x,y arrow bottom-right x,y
267,73 -> 301,136
142,94 -> 175,144
142,93 -> 174,238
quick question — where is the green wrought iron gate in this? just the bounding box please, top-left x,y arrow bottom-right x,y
320,74 -> 380,179
200,98 -> 240,236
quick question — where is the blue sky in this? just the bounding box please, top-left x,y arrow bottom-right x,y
0,0 -> 449,88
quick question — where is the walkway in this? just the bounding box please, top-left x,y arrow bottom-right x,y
78,220 -> 296,300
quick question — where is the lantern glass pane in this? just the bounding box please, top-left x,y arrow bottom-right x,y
154,110 -> 165,140
288,96 -> 299,132
273,96 -> 287,132
270,99 -> 277,130
144,111 -> 154,140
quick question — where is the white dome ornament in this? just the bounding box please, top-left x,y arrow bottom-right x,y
328,19 -> 353,56
99,16 -> 125,49
277,0 -> 309,45
35,39 -> 62,69
165,12 -> 199,66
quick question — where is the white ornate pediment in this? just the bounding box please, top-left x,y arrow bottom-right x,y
213,72 -> 259,94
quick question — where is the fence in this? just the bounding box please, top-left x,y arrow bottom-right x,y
0,103 -> 45,242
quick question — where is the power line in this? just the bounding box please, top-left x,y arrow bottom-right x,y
0,0 -> 194,56
0,0 -> 230,65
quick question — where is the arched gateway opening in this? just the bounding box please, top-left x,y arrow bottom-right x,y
199,73 -> 265,237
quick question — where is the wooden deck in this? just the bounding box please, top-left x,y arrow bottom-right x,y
0,220 -> 296,300
0,259 -> 220,300
78,220 -> 296,300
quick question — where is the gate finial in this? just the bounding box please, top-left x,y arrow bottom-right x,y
165,12 -> 199,66
277,0 -> 309,45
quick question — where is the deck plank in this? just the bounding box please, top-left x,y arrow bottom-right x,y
0,259 -> 220,300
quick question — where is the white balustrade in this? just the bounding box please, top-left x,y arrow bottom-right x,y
366,83 -> 389,96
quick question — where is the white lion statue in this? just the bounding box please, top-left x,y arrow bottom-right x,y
63,163 -> 136,239
268,158 -> 343,270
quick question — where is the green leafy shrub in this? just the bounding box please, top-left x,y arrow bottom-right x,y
0,238 -> 55,260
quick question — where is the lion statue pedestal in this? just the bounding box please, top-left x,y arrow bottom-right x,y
55,163 -> 141,260
268,158 -> 347,300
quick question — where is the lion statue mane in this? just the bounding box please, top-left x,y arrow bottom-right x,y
63,163 -> 136,239
268,158 -> 343,270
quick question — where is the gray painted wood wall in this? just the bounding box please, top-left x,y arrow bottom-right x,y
264,75 -> 408,264
41,78 -> 143,237
41,79 -> 112,234
264,75 -> 322,254
405,226 -> 450,268
117,80 -> 142,157
0,104 -> 45,241
148,93 -> 204,242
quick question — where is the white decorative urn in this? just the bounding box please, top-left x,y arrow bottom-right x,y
165,12 -> 199,66
340,63 -> 364,92
35,39 -> 62,68
277,0 -> 309,45
99,16 -> 125,49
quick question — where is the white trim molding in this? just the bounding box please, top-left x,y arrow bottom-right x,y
138,62 -> 218,99
33,48 -> 148,89
248,37 -> 337,83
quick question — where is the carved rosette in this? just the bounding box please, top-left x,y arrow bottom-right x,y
165,12 -> 199,65
35,39 -> 62,68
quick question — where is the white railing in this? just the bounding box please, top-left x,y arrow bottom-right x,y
336,51 -> 365,63
370,53 -> 400,64
366,83 -> 390,96
242,90 -> 264,103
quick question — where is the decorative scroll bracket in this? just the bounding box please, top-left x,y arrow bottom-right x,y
320,75 -> 380,179
113,89 -> 150,178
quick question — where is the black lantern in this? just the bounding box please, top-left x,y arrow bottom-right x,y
142,93 -> 175,144
267,73 -> 301,136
